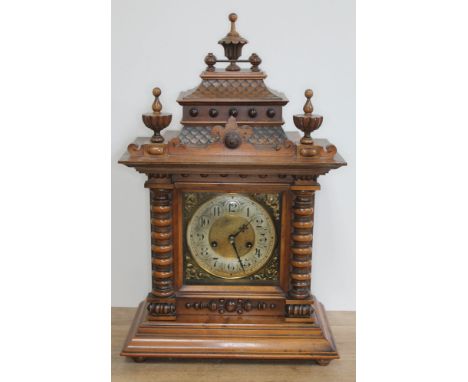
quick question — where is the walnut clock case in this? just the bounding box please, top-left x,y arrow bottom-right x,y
119,13 -> 346,365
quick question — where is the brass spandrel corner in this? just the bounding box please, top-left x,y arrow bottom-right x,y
253,193 -> 280,221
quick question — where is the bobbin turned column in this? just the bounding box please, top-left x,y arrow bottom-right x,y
146,175 -> 176,320
289,188 -> 314,299
286,184 -> 317,321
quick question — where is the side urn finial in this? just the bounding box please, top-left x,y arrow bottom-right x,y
142,87 -> 172,143
218,13 -> 248,71
293,89 -> 323,145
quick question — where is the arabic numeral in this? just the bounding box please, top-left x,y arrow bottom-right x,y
228,201 -> 239,213
255,216 -> 264,227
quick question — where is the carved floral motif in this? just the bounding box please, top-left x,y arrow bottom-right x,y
185,298 -> 276,314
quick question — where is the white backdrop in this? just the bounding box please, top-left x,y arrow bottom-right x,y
112,0 -> 355,310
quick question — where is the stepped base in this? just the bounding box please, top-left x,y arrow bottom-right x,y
121,298 -> 339,364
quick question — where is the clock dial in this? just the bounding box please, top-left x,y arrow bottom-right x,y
186,194 -> 276,279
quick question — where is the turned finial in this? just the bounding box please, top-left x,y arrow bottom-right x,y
152,87 -> 162,113
249,53 -> 262,72
303,89 -> 314,114
293,88 -> 323,145
218,12 -> 248,71
142,87 -> 172,143
204,53 -> 217,72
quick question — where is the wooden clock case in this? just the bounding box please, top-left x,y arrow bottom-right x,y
119,13 -> 346,365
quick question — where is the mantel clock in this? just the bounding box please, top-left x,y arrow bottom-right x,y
119,13 -> 346,365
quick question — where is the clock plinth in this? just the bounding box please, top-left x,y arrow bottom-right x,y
121,297 -> 338,363
118,13 -> 346,364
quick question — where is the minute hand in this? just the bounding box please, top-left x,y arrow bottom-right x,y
230,239 -> 246,273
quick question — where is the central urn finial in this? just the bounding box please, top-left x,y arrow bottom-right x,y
218,13 -> 248,71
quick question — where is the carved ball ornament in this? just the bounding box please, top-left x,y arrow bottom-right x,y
224,131 -> 242,149
248,108 -> 257,118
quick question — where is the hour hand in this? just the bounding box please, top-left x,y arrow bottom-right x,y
232,216 -> 255,238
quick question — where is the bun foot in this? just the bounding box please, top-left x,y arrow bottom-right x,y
315,359 -> 331,366
132,357 -> 146,363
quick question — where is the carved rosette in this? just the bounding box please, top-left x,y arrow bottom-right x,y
150,188 -> 174,298
288,189 -> 315,299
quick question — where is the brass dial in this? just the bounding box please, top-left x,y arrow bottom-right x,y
187,194 -> 276,279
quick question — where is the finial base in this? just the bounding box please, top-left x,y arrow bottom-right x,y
151,135 -> 165,144
300,136 -> 315,145
226,61 -> 241,71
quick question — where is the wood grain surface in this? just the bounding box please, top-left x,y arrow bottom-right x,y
112,307 -> 355,382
